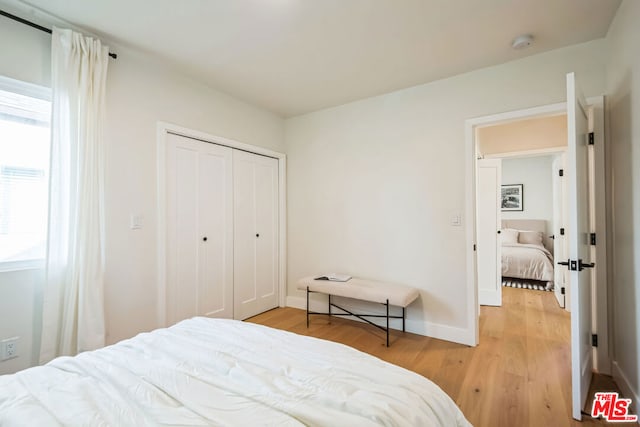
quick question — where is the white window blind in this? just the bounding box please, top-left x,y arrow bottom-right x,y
0,81 -> 51,267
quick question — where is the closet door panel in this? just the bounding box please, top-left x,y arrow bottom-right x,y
166,134 -> 233,325
233,150 -> 278,320
171,143 -> 199,323
197,145 -> 234,318
254,157 -> 278,302
232,153 -> 257,313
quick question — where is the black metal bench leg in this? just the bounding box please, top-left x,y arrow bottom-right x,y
306,286 -> 309,328
386,299 -> 389,347
402,307 -> 406,332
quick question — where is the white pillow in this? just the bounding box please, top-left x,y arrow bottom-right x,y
518,230 -> 544,246
501,228 -> 519,244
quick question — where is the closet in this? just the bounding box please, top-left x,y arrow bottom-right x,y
165,133 -> 278,325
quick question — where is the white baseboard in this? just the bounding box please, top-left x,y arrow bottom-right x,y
286,295 -> 475,346
285,295 -> 310,311
612,361 -> 640,422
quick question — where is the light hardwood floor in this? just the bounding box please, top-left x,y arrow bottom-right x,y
248,286 -> 620,426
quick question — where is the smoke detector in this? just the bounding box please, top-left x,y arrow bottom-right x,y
512,34 -> 534,50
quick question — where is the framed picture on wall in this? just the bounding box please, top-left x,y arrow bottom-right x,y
501,184 -> 523,211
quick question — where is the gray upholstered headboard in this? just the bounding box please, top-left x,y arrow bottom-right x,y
501,219 -> 553,253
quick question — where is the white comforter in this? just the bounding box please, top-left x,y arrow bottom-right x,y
0,317 -> 470,427
502,242 -> 554,282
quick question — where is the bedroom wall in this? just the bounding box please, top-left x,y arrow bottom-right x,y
0,15 -> 50,375
0,10 -> 284,373
103,46 -> 284,345
501,156 -> 554,237
604,0 -> 640,413
284,39 -> 606,344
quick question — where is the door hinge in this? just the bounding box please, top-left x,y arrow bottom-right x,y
592,334 -> 598,347
560,228 -> 565,236
590,233 -> 596,246
473,244 -> 477,251
588,132 -> 595,145
561,287 -> 565,295
559,169 -> 564,177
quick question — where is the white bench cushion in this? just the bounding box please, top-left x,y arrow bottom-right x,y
297,276 -> 419,308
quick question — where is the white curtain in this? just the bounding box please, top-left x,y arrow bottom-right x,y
40,27 -> 109,363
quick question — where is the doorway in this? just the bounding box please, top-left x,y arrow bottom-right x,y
464,90 -> 609,420
479,141 -> 568,310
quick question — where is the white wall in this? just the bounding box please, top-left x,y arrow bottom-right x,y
501,156 -> 554,236
604,0 -> 640,413
0,15 -> 50,374
0,268 -> 44,375
0,15 -> 51,87
0,12 -> 284,373
285,40 -> 606,343
103,46 -> 284,345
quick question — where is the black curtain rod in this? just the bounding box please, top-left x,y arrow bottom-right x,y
0,9 -> 117,59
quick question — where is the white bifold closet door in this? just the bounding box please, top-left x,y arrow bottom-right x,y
233,150 -> 279,320
166,133 -> 234,324
166,133 -> 278,325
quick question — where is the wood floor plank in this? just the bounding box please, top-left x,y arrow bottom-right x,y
455,335 -> 502,426
247,286 -> 622,426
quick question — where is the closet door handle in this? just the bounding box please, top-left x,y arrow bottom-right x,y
202,237 -> 208,242
256,233 -> 260,238
497,230 -> 501,234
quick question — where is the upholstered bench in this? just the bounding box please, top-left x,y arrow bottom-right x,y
297,276 -> 420,346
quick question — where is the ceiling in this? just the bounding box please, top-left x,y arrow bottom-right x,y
12,0 -> 621,117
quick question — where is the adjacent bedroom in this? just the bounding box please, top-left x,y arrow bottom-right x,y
476,113 -> 571,309
1,1 -> 638,426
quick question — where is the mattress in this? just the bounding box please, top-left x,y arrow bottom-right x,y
502,242 -> 554,283
0,317 -> 471,426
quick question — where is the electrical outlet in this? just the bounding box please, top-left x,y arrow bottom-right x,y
1,337 -> 19,361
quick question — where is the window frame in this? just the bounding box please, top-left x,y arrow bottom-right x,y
0,75 -> 51,272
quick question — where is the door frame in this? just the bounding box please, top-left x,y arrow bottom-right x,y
464,97 -> 610,375
156,121 -> 287,327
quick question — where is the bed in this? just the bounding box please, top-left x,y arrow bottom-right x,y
0,317 -> 470,426
501,219 -> 554,287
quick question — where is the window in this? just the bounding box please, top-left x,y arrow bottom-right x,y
0,76 -> 51,270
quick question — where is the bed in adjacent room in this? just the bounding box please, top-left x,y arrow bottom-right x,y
0,317 -> 470,426
501,219 -> 554,289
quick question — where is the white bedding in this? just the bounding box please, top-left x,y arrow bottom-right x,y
502,242 -> 554,283
0,317 -> 470,427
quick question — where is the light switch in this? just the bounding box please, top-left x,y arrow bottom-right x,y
130,214 -> 143,230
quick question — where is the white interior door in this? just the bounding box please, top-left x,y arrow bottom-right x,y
166,134 -> 234,324
566,72 -> 593,421
551,154 -> 566,308
233,150 -> 279,320
477,158 -> 502,306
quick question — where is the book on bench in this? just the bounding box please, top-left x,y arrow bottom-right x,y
314,273 -> 352,282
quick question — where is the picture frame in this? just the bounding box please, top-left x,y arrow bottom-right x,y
501,184 -> 523,211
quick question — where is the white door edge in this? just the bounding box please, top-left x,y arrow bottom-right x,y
477,158 -> 502,307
